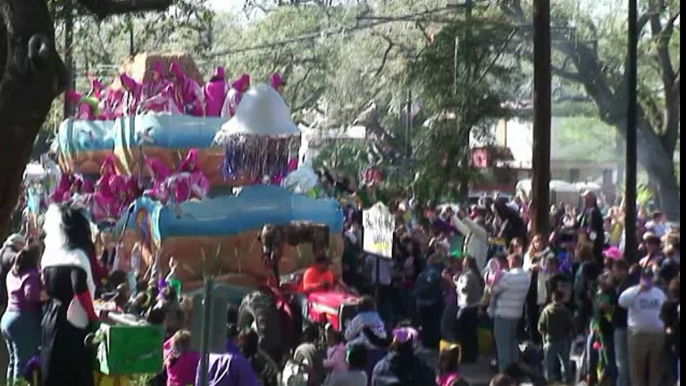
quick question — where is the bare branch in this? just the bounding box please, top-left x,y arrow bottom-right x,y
374,39 -> 394,78
476,29 -> 517,83
76,0 -> 172,19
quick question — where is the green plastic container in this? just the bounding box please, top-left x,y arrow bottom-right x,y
95,323 -> 165,375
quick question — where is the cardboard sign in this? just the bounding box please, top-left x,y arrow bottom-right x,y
363,203 -> 395,259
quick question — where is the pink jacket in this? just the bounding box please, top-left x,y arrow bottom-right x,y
120,74 -> 142,116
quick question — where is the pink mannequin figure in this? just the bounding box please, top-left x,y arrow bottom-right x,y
145,158 -> 171,203
82,179 -> 95,194
50,174 -> 73,203
221,74 -> 250,117
204,67 -> 229,117
125,175 -> 142,203
168,62 -> 204,116
140,62 -> 174,113
87,74 -> 106,99
120,74 -> 142,116
178,149 -> 201,174
99,87 -> 124,120
66,90 -> 96,120
269,73 -> 284,94
109,175 -> 128,218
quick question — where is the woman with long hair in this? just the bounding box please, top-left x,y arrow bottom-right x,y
455,256 -> 485,363
1,243 -> 42,382
436,344 -> 465,386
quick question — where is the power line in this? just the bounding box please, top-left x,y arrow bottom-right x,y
206,5 -> 457,58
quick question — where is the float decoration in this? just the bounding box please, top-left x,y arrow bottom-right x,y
213,84 -> 300,183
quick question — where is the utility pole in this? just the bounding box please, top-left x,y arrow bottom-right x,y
531,0 -> 551,236
624,0 -> 638,262
62,4 -> 74,119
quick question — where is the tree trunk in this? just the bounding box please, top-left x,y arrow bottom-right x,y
0,0 -> 67,239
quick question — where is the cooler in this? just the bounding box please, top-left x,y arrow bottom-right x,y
95,322 -> 165,375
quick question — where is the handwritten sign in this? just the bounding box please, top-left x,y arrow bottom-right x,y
363,203 -> 395,259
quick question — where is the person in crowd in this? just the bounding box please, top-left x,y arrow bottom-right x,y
415,251 -> 445,350
618,268 -> 667,386
237,328 -> 279,386
163,329 -> 200,386
455,256 -> 484,363
492,201 -> 528,247
436,344 -> 464,386
481,255 -> 507,318
659,244 -> 680,285
492,253 -> 531,372
544,256 -> 570,305
574,244 -> 602,334
451,211 -> 489,269
371,326 -> 435,386
587,270 -> 617,385
1,243 -> 42,382
324,324 -> 347,373
523,234 -> 550,271
639,232 -> 665,270
344,296 -> 387,350
151,286 -> 185,339
538,288 -> 575,384
294,325 -> 326,386
660,276 -> 680,385
578,191 -> 605,264
523,234 -> 551,344
204,66 -> 229,117
365,251 -> 394,321
611,258 -> 638,386
195,350 -> 259,386
323,344 -> 368,386
1,234 -> 26,309
41,204 -> 99,386
645,211 -> 669,238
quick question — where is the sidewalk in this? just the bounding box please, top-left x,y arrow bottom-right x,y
418,347 -> 495,386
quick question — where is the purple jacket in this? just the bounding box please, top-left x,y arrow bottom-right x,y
6,269 -> 42,312
195,352 -> 258,386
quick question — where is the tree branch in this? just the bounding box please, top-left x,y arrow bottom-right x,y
76,0 -> 173,19
374,38 -> 394,78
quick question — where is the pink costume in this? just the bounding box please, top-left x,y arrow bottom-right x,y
221,74 -> 250,118
87,74 -> 105,99
66,90 -> 96,120
175,149 -> 209,201
269,73 -> 284,93
120,74 -> 142,116
145,158 -> 171,203
204,67 -> 229,117
125,175 -> 142,203
82,179 -> 95,194
109,175 -> 129,218
99,88 -> 124,120
50,174 -> 73,203
168,62 -> 204,116
140,62 -> 173,114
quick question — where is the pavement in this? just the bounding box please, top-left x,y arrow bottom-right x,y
418,347 -> 496,386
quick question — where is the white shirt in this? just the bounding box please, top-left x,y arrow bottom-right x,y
492,268 -> 531,320
450,215 -> 488,269
618,285 -> 667,333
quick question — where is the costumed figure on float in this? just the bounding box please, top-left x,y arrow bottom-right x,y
40,204 -> 98,386
204,66 -> 229,117
120,74 -> 143,116
49,174 -> 73,204
221,73 -> 250,118
144,157 -> 171,203
140,61 -> 176,114
168,62 -> 204,117
99,85 -> 124,120
269,73 -> 284,94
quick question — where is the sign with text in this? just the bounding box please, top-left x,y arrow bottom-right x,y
363,203 -> 395,259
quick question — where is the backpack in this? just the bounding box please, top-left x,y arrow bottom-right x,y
415,266 -> 442,306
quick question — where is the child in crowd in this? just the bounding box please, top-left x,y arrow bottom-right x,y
324,344 -> 369,386
482,256 -> 507,317
164,330 -> 200,386
324,324 -> 348,374
538,289 -> 575,384
436,344 -> 464,386
344,296 -> 387,350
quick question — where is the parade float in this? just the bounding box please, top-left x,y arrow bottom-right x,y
44,53 -> 359,368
